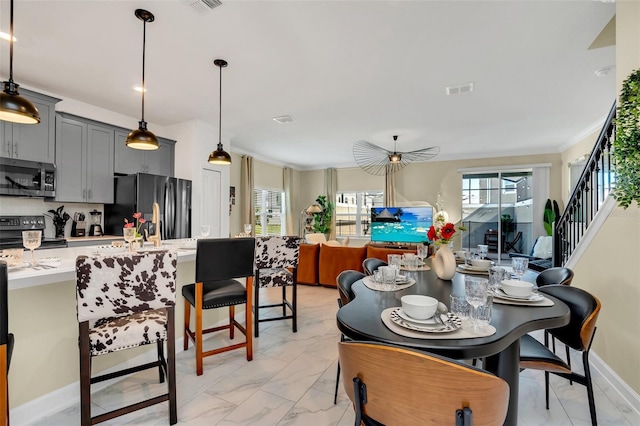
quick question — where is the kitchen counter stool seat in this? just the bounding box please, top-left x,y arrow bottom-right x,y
75,250 -> 178,426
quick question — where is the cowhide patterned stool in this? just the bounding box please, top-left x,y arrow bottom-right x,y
182,238 -> 255,376
75,250 -> 178,425
253,236 -> 301,338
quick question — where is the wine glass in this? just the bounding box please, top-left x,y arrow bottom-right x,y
511,257 -> 529,280
243,223 -> 252,236
22,230 -> 41,267
200,225 -> 211,238
123,227 -> 136,252
416,244 -> 428,265
465,276 -> 488,332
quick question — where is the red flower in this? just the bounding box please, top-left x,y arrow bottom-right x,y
133,212 -> 142,219
124,222 -> 134,228
427,226 -> 437,241
440,223 -> 456,240
139,218 -> 146,224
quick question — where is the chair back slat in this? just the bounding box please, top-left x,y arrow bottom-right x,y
76,251 -> 177,323
254,236 -> 301,269
195,238 -> 255,282
337,270 -> 365,307
339,341 -> 509,426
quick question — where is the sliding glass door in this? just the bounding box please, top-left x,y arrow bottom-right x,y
461,171 -> 533,262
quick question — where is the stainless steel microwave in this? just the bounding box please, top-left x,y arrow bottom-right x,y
0,157 -> 56,197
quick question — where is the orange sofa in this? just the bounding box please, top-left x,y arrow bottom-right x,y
297,243 -> 418,287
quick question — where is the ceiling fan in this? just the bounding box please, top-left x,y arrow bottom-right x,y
353,135 -> 440,176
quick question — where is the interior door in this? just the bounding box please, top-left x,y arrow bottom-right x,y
201,168 -> 222,237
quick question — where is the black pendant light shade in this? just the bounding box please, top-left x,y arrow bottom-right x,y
0,0 -> 40,124
126,9 -> 158,150
208,59 -> 231,165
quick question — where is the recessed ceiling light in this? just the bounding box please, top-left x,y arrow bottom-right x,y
445,82 -> 474,95
134,86 -> 147,92
0,32 -> 17,42
273,115 -> 293,124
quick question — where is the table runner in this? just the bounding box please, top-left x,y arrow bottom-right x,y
381,307 -> 496,340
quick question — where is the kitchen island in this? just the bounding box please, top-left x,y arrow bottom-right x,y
6,241 -> 232,423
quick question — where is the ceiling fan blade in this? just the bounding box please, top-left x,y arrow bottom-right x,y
353,140 -> 392,176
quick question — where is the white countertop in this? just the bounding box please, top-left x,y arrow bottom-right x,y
7,239 -> 198,291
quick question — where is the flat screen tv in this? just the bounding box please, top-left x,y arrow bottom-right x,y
370,206 -> 434,244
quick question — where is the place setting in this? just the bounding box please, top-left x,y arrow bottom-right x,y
363,265 -> 416,291
489,261 -> 554,306
399,250 -> 430,271
381,289 -> 497,340
455,245 -> 493,274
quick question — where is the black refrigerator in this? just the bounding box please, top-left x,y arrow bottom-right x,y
105,173 -> 192,239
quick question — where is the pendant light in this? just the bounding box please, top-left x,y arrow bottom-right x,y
125,9 -> 158,150
208,59 -> 231,165
0,0 -> 40,124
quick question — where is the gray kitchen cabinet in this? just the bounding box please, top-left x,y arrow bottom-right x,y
55,113 -> 114,203
114,130 -> 175,176
0,89 -> 60,163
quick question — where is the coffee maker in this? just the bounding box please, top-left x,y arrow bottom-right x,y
88,210 -> 103,236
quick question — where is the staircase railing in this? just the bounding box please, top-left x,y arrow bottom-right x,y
553,101 -> 616,267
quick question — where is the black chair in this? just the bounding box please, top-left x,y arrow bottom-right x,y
504,231 -> 523,253
1,261 -> 14,425
76,251 -> 178,425
334,270 -> 365,404
183,238 -> 255,376
254,236 -> 301,338
362,258 -> 387,276
537,267 -> 574,287
519,285 -> 601,425
339,341 -> 509,425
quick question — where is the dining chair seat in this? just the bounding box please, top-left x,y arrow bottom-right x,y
182,280 -> 247,309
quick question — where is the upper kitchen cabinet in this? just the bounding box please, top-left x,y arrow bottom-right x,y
0,89 -> 60,163
55,113 -> 114,203
114,130 -> 175,176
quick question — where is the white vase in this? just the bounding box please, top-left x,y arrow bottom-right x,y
433,243 -> 456,280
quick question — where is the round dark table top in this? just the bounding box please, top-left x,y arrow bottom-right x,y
336,260 -> 570,359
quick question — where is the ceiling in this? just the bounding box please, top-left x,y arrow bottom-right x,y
0,0 -> 616,170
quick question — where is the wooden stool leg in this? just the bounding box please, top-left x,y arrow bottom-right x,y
246,277 -> 253,361
195,283 -> 204,376
229,306 -> 235,339
183,300 -> 191,351
167,307 -> 178,425
254,274 -> 260,338
79,322 -> 92,426
0,345 -> 8,426
292,282 -> 298,333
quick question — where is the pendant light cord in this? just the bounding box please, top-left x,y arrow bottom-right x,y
218,62 -> 223,148
8,0 -> 14,83
141,18 -> 147,123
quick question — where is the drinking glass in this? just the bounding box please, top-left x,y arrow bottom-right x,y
488,266 -> 508,292
387,254 -> 402,271
243,224 -> 252,235
123,227 -> 137,252
403,253 -> 417,270
450,294 -> 470,319
22,230 -> 41,267
380,266 -> 397,291
465,276 -> 489,332
200,225 -> 211,238
478,244 -> 488,259
373,269 -> 383,285
416,245 -> 428,264
511,257 -> 529,280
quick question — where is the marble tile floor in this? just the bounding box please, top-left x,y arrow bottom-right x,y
31,285 -> 638,426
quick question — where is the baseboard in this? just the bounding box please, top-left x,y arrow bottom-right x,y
591,350 -> 640,416
11,336 -> 186,425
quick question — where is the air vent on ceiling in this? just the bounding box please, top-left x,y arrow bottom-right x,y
446,82 -> 474,95
184,0 -> 222,14
273,115 -> 293,124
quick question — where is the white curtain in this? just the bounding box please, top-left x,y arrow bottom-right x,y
240,155 -> 254,235
324,168 -> 337,240
283,167 -> 294,236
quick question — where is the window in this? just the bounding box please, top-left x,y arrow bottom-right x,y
335,191 -> 384,237
254,188 -> 285,236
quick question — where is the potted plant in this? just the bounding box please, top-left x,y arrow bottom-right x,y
500,214 -> 515,239
613,68 -> 640,208
543,199 -> 560,236
311,195 -> 334,236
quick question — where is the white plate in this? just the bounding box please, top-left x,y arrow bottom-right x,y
396,309 -> 439,325
459,264 -> 490,272
38,256 -> 61,266
395,274 -> 410,284
390,308 -> 462,333
494,288 -> 544,302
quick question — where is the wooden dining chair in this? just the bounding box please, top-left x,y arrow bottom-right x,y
183,238 -> 255,375
253,236 -> 301,338
362,258 -> 387,276
519,285 -> 601,426
334,270 -> 366,404
75,251 -> 178,425
339,341 -> 509,425
1,261 -> 14,426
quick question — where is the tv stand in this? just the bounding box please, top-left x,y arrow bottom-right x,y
369,242 -> 418,250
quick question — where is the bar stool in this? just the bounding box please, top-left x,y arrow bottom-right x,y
1,261 -> 14,426
75,251 -> 178,425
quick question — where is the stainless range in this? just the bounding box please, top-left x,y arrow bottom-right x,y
0,215 -> 68,250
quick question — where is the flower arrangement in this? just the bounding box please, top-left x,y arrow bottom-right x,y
427,212 -> 465,244
124,212 -> 146,238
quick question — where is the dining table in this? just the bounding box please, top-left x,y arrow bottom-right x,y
336,260 -> 571,426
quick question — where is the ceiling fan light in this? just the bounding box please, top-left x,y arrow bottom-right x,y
125,121 -> 158,150
208,143 -> 232,164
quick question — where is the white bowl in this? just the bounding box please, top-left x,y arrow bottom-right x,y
401,295 -> 438,320
470,259 -> 492,270
501,279 -> 533,297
